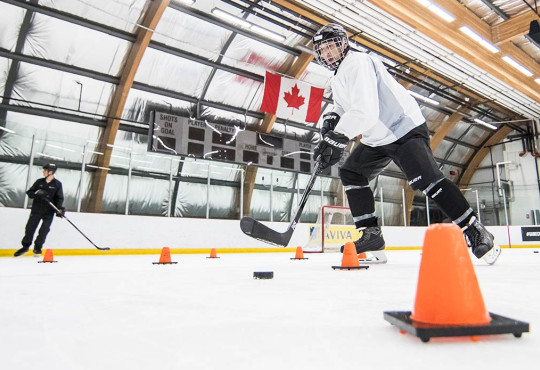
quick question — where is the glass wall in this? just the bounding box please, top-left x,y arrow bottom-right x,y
2,120 -> 539,226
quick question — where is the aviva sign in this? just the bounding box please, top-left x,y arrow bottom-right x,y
308,225 -> 362,244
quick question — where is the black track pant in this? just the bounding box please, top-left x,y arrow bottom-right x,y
21,213 -> 54,251
339,123 -> 473,228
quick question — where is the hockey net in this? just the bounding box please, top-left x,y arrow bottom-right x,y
304,205 -> 361,253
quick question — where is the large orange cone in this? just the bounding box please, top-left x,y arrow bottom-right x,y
290,246 -> 308,260
152,247 -> 178,265
411,223 -> 490,326
207,248 -> 220,259
332,242 -> 368,270
38,249 -> 57,263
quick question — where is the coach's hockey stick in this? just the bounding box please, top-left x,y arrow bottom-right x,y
47,200 -> 111,251
240,159 -> 323,246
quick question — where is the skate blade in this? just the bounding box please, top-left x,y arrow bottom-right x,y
482,244 -> 501,265
359,250 -> 388,264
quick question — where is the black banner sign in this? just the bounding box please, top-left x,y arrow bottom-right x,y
521,227 -> 540,241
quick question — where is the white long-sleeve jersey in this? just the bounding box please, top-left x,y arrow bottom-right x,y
331,51 -> 425,147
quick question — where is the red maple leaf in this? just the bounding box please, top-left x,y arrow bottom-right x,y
283,84 -> 305,110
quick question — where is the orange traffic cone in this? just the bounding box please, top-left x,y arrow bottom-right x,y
411,223 -> 490,326
290,246 -> 308,260
207,248 -> 220,259
37,249 -> 57,263
384,223 -> 530,342
152,247 -> 178,265
357,252 -> 367,259
332,242 -> 368,270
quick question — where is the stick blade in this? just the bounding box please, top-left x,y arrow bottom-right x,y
240,217 -> 293,247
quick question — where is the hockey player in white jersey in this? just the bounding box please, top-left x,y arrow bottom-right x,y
312,23 -> 501,264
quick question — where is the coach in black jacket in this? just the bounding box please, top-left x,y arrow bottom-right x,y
14,163 -> 65,257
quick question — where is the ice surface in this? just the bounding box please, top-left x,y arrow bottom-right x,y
0,249 -> 538,370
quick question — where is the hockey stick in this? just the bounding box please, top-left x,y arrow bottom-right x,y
240,159 -> 323,246
46,200 -> 111,251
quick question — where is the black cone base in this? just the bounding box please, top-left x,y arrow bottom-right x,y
152,262 -> 178,264
38,261 -> 58,263
384,311 -> 529,343
290,257 -> 309,260
331,265 -> 369,270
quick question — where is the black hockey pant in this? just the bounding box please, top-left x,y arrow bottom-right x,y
339,123 -> 474,228
21,213 -> 54,251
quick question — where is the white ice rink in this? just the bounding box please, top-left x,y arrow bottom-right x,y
1,249 -> 538,370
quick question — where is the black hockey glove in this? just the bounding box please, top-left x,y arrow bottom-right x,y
320,112 -> 341,137
313,130 -> 349,170
34,189 -> 49,200
55,207 -> 65,218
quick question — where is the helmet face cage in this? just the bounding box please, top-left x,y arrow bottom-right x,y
313,24 -> 349,71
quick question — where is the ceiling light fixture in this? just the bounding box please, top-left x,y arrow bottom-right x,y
459,26 -> 500,53
46,143 -> 76,152
211,8 -> 251,28
211,8 -> 285,42
473,118 -> 498,130
502,56 -> 534,77
408,90 -> 440,105
250,25 -> 285,42
415,0 -> 456,22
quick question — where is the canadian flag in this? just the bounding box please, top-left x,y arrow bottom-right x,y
260,71 -> 324,123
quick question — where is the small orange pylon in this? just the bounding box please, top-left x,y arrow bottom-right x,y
332,242 -> 368,270
37,249 -> 57,263
357,252 -> 367,259
152,247 -> 178,265
207,248 -> 220,259
290,246 -> 308,260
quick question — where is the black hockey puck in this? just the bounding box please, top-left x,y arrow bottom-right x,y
253,271 -> 273,279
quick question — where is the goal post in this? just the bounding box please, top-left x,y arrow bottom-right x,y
304,205 -> 362,253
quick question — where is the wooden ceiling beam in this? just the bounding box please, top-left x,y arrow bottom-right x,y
368,0 -> 540,103
458,126 -> 513,187
430,112 -> 465,151
492,9 -> 539,44
87,0 -> 170,213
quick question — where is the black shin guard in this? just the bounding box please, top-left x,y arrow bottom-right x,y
345,185 -> 378,228
423,178 -> 474,228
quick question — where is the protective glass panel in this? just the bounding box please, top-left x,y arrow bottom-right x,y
135,47 -> 213,97
0,2 -> 26,51
204,69 -> 263,111
222,34 -> 291,76
39,0 -> 148,33
23,13 -> 131,75
153,6 -> 232,61
11,62 -> 114,116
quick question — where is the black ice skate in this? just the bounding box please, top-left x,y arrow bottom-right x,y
14,247 -> 29,257
341,226 -> 387,264
463,217 -> 501,265
33,248 -> 42,257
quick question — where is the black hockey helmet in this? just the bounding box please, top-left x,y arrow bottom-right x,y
43,163 -> 57,173
313,23 -> 349,71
